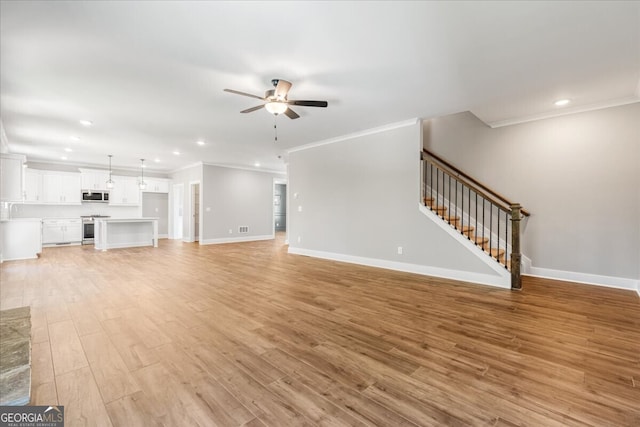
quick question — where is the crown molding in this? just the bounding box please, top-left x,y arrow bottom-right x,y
287,118 -> 420,154
484,96 -> 640,128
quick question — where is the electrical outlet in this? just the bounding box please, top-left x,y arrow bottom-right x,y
228,229 -> 233,234
297,236 -> 301,243
298,205 -> 302,212
397,246 -> 403,255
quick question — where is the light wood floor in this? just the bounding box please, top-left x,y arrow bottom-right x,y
1,233 -> 639,426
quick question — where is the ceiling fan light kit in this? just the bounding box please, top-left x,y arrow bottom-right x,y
265,101 -> 288,115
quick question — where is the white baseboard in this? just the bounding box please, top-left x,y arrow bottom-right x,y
288,246 -> 510,289
526,266 -> 639,295
199,234 -> 274,245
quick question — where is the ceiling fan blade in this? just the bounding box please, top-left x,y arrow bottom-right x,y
240,104 -> 265,113
274,79 -> 292,100
224,89 -> 265,100
287,100 -> 328,108
284,108 -> 300,119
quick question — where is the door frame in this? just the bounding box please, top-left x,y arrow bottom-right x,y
188,181 -> 201,243
273,177 -> 288,243
171,183 -> 184,240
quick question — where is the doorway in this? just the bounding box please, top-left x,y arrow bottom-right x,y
274,181 -> 287,233
172,183 -> 184,240
190,182 -> 200,242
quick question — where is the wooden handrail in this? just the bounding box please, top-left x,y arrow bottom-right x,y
422,149 -> 530,217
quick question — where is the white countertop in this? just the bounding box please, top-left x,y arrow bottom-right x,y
0,218 -> 43,223
94,217 -> 159,222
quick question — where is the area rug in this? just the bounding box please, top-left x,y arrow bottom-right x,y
0,306 -> 31,405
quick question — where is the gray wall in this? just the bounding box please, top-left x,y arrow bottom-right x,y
288,122 -> 498,278
142,192 -> 169,236
201,164 -> 281,241
424,103 -> 640,281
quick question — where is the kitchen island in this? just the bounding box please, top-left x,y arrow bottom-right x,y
94,217 -> 158,251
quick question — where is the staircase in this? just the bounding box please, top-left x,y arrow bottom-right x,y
421,150 -> 529,289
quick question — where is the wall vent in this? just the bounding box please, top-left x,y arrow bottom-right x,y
238,226 -> 249,233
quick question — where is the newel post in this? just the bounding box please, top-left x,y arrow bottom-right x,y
510,203 -> 522,290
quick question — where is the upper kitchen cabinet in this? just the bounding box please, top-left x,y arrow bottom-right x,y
42,171 -> 81,205
142,177 -> 170,193
24,168 -> 44,203
109,175 -> 140,206
0,153 -> 26,202
80,169 -> 111,191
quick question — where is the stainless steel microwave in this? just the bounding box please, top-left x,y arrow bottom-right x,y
81,191 -> 109,203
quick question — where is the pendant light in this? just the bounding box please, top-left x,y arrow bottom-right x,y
106,155 -> 115,189
139,159 -> 147,190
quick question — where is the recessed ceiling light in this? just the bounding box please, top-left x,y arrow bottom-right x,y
554,99 -> 570,107
79,120 -> 93,127
254,162 -> 261,167
141,164 -> 147,168
61,156 -> 68,160
173,151 -> 180,155
196,140 -> 205,146
64,147 -> 72,152
70,136 -> 81,141
154,158 -> 160,163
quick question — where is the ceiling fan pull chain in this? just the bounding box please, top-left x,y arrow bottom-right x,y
274,115 -> 278,143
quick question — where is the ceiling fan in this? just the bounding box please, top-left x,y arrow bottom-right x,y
224,79 -> 328,119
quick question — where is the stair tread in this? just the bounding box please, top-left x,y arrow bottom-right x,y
424,196 -> 510,265
486,248 -> 506,258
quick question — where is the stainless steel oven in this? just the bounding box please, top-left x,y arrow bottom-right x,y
81,215 -> 110,245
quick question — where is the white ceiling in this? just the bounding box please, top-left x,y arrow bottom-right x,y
1,1 -> 639,173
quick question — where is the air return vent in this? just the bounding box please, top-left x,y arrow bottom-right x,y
238,226 -> 249,233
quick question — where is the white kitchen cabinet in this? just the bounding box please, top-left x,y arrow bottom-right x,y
42,218 -> 82,245
1,219 -> 42,261
142,178 -> 170,193
42,172 -> 81,205
80,169 -> 111,191
109,176 -> 140,206
24,169 -> 44,203
0,153 -> 26,202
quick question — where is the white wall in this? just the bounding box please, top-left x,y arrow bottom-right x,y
10,203 -> 140,219
0,119 -> 9,154
170,164 -> 202,241
288,121 -> 506,287
424,103 -> 640,288
200,164 -> 281,243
